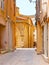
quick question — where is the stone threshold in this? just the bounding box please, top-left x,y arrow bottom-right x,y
0,48 -> 16,54
16,48 -> 37,50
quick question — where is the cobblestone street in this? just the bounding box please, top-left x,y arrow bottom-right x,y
0,48 -> 49,65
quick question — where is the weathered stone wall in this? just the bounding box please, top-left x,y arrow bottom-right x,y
16,23 -> 29,48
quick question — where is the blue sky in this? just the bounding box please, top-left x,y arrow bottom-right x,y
16,0 -> 36,15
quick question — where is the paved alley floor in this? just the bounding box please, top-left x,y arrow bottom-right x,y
0,48 -> 49,65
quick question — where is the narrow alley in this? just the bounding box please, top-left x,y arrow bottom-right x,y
0,0 -> 49,65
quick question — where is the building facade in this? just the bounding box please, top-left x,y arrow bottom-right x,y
36,0 -> 49,62
16,14 -> 34,48
36,0 -> 43,54
0,0 -> 16,53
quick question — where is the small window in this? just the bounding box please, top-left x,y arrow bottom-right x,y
0,0 -> 1,8
1,0 -> 4,10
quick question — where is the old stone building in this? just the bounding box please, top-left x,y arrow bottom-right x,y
0,0 -> 49,65
36,0 -> 43,54
16,15 -> 34,48
15,6 -> 35,48
36,0 -> 49,62
0,0 -> 16,53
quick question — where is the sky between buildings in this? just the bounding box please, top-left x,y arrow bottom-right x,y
16,0 -> 36,16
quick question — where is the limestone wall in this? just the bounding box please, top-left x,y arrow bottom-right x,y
37,22 -> 42,54
16,23 -> 29,48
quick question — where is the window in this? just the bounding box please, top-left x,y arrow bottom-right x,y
0,0 -> 1,8
1,0 -> 4,10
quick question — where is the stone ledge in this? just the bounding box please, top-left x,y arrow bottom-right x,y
37,51 -> 43,55
42,54 -> 49,63
0,50 -> 9,54
0,48 -> 16,54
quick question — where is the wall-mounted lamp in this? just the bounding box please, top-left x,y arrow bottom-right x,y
40,11 -> 42,14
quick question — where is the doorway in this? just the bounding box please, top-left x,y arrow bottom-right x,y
42,26 -> 44,54
0,25 -> 5,50
44,23 -> 48,57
